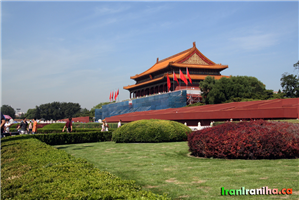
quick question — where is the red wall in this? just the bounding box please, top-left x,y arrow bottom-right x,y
106,98 -> 299,124
60,116 -> 89,123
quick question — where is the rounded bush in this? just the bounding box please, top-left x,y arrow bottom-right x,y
112,119 -> 192,143
188,120 -> 299,159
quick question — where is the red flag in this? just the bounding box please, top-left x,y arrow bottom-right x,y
180,70 -> 188,85
167,73 -> 171,91
115,89 -> 119,99
111,91 -> 114,101
173,71 -> 179,85
114,91 -> 117,101
109,92 -> 111,102
187,67 -> 192,84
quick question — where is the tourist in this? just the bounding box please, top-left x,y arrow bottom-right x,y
32,118 -> 37,134
17,117 -> 28,134
118,120 -> 122,128
62,117 -> 73,133
28,120 -> 33,134
5,119 -> 12,133
101,120 -> 109,132
101,121 -> 105,132
1,112 -> 5,138
105,121 -> 109,131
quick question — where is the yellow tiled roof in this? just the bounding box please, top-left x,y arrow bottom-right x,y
124,74 -> 230,90
168,74 -> 230,80
130,47 -> 193,79
123,76 -> 164,90
130,43 -> 226,80
170,63 -> 228,70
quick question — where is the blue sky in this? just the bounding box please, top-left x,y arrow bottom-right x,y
1,1 -> 298,113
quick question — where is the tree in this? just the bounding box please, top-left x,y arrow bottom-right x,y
37,102 -> 81,120
25,108 -> 37,119
199,76 -> 270,104
280,73 -> 299,98
199,76 -> 216,104
1,105 -> 16,119
90,101 -> 115,117
206,77 -> 232,104
74,108 -> 90,118
294,60 -> 299,70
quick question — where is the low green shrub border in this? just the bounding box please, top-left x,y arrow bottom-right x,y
40,123 -> 65,129
37,128 -> 101,133
112,119 -> 192,143
5,131 -> 113,145
1,137 -> 169,199
41,122 -> 118,129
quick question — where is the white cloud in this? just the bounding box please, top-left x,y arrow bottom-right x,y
94,5 -> 131,15
229,33 -> 279,51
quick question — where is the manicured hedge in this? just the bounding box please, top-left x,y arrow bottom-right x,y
40,123 -> 65,129
41,122 -> 118,129
112,119 -> 192,143
1,137 -> 169,200
37,128 -> 101,133
5,131 -> 113,145
188,120 -> 299,159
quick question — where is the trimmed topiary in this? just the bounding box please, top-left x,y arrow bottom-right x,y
1,137 -> 170,200
112,119 -> 192,143
188,120 -> 299,159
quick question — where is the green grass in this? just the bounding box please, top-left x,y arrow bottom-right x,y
54,141 -> 299,200
1,137 -> 169,199
271,119 -> 299,123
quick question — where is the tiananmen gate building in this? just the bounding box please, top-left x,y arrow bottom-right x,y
123,42 -> 229,99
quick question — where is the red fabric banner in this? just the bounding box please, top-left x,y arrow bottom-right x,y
167,73 -> 171,91
173,71 -> 179,85
115,89 -> 119,100
109,92 -> 111,102
187,67 -> 192,84
180,70 -> 188,85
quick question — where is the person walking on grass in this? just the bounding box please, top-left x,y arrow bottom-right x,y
32,118 -> 37,134
62,117 -> 73,133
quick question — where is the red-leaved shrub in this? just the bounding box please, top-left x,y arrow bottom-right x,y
188,120 -> 299,159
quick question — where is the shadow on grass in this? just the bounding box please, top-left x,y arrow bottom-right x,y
55,145 -> 94,150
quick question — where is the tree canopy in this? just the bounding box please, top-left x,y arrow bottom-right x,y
199,76 -> 274,104
280,73 -> 299,98
1,105 -> 16,119
90,101 -> 115,117
25,102 -> 81,120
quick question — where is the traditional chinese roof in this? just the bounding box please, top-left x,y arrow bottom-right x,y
130,42 -> 228,80
123,73 -> 229,90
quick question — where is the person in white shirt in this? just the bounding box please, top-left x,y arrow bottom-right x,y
5,119 -> 12,133
118,120 -> 122,128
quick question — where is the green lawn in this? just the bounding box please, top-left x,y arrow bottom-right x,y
54,142 -> 298,200
271,119 -> 299,123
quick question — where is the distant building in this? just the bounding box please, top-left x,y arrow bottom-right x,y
15,112 -> 25,117
95,42 -> 232,121
123,42 -> 229,101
